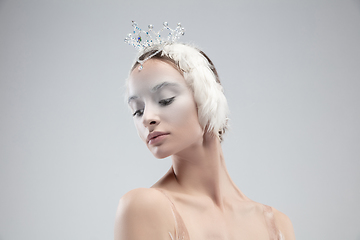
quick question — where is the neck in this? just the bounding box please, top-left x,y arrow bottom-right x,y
170,133 -> 244,207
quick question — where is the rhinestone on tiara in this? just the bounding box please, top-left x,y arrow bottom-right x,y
125,21 -> 185,70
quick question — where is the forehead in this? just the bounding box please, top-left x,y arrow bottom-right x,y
128,59 -> 186,94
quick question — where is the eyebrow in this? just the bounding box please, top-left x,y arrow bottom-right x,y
128,81 -> 179,104
151,82 -> 179,92
127,95 -> 138,103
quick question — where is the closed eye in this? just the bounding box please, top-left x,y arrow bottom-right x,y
159,97 -> 175,106
132,109 -> 144,117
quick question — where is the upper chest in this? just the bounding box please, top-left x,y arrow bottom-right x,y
173,196 -> 271,240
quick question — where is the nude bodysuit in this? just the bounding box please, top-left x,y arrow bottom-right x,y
154,188 -> 284,240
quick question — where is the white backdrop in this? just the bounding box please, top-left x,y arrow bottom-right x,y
0,0 -> 359,239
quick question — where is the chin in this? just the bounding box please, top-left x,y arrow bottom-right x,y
148,146 -> 172,159
151,151 -> 172,159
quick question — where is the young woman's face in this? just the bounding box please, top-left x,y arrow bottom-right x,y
127,59 -> 204,159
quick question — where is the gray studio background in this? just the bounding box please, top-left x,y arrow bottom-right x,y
1,0 -> 359,239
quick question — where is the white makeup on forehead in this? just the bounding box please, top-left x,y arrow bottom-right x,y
128,81 -> 180,104
151,81 -> 179,93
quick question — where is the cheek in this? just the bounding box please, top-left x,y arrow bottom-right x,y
168,98 -> 201,129
134,120 -> 146,142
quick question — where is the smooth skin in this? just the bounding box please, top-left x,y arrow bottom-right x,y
115,59 -> 296,240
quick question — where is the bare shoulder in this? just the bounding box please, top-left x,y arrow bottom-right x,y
114,188 -> 175,240
117,188 -> 169,212
272,207 -> 296,240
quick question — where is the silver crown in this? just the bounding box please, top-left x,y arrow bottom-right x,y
124,21 -> 185,51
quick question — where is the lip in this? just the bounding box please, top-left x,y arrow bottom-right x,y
147,131 -> 169,144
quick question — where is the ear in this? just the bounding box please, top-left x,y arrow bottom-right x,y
202,127 -> 219,146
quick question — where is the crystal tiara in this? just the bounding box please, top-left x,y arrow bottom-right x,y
124,21 -> 185,70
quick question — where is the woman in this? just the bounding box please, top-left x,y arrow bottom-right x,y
115,25 -> 295,239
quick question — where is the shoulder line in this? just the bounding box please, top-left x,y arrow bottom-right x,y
271,207 -> 296,240
114,188 -> 175,240
117,188 -> 174,217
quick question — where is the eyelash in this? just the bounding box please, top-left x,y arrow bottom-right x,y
159,96 -> 175,106
132,109 -> 144,117
132,97 -> 176,117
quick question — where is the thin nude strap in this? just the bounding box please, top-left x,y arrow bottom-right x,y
154,188 -> 190,240
263,205 -> 285,240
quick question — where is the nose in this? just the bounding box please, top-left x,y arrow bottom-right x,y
142,106 -> 160,129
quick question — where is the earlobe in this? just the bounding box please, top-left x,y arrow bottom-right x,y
202,125 -> 218,142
